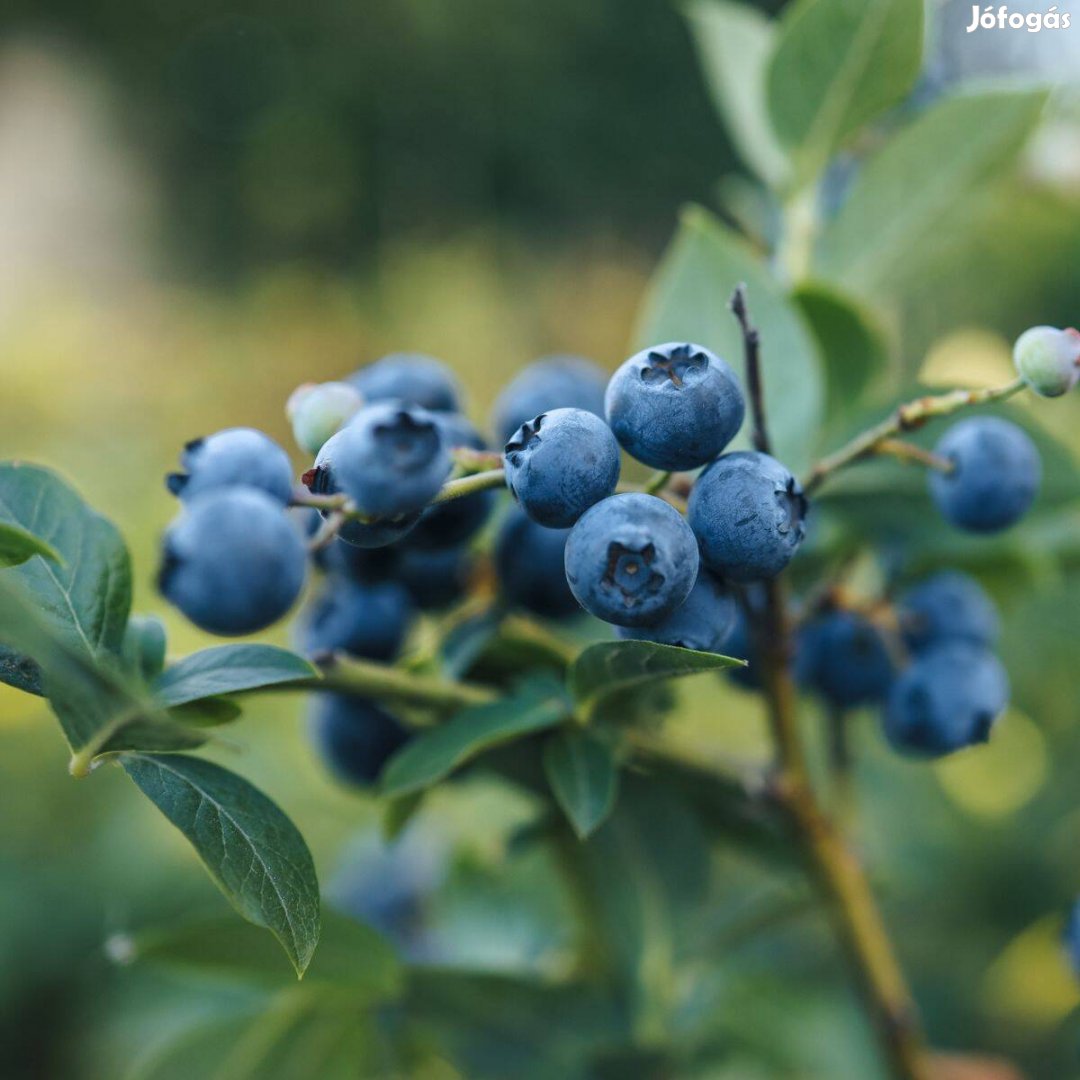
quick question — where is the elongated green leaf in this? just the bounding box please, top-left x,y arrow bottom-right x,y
683,0 -> 789,188
636,205 -> 824,471
119,910 -> 401,997
792,281 -> 892,425
766,0 -> 923,182
154,645 -> 316,708
543,730 -> 619,839
0,521 -> 62,568
122,753 -> 320,976
569,640 -> 743,709
0,462 -> 131,694
817,88 -> 1049,295
380,681 -> 570,799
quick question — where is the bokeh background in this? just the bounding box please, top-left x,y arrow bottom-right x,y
3,0 -> 1080,1077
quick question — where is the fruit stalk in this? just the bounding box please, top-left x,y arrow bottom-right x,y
803,378 -> 1026,495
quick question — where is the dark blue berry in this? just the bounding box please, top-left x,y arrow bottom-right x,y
167,427 -> 293,505
1063,899 -> 1080,979
504,408 -> 620,528
309,694 -> 411,787
929,417 -> 1040,533
604,343 -> 745,470
350,353 -> 460,412
494,507 -> 578,619
397,546 -> 474,611
490,355 -> 607,445
617,569 -> 736,653
564,492 -> 699,627
159,488 -> 306,635
797,611 -> 895,708
300,579 -> 414,662
688,451 -> 807,582
899,571 -> 999,654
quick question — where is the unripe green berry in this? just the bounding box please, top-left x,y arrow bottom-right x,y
1013,325 -> 1080,398
287,381 -> 364,454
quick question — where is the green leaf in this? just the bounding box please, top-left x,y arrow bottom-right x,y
569,640 -> 743,710
118,910 -> 401,998
0,462 -> 131,694
154,645 -> 316,708
816,88 -> 1049,296
792,281 -> 892,425
0,521 -> 62,568
168,697 -> 244,728
122,615 -> 168,682
122,753 -> 321,977
380,680 -> 570,799
543,730 -> 619,839
766,0 -> 924,183
382,791 -> 425,842
636,205 -> 824,471
683,0 -> 789,188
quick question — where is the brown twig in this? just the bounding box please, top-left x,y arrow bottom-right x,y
730,284 -> 770,455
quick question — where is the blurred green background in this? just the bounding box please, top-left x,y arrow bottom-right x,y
3,0 -> 1080,1077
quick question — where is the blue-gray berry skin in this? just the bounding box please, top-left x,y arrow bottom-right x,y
899,571 -> 999,654
317,537 -> 401,583
604,343 -> 745,471
883,641 -> 1009,757
504,408 -> 621,528
564,492 -> 699,627
159,488 -> 306,636
306,404 -> 450,521
350,353 -> 460,412
797,611 -> 895,708
723,603 -> 761,690
617,569 -> 736,653
491,355 -> 607,445
1064,900 -> 1080,978
397,546 -> 473,611
309,694 -> 410,787
688,451 -> 807,582
929,417 -> 1041,534
494,507 -> 578,619
300,579 -> 413,662
167,427 -> 293,506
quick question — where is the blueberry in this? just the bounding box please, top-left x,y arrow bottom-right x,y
604,342 -> 745,470
350,353 -> 460,412
929,417 -> 1041,533
159,488 -> 306,635
404,413 -> 497,550
503,408 -> 620,528
899,571 -> 999,654
723,602 -> 761,690
1063,899 -> 1080,978
688,451 -> 807,582
309,694 -> 411,787
397,546 -> 474,611
490,355 -> 607,445
494,507 -> 579,619
883,641 -> 1009,757
300,579 -> 414,662
287,381 -> 364,455
306,403 -> 450,522
797,611 -> 895,708
617,569 -> 736,652
564,492 -> 699,627
318,536 -> 401,582
166,427 -> 293,505
1013,326 -> 1080,398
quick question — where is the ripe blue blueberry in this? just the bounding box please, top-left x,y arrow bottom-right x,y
604,342 -> 745,470
504,408 -> 620,528
723,602 -> 761,690
350,352 -> 460,412
1013,326 -> 1080,398
929,417 -> 1040,533
306,403 -> 450,521
899,571 -> 999,654
287,381 -> 364,455
490,355 -> 607,445
317,536 -> 401,583
397,546 -> 474,611
309,694 -> 411,787
159,488 -> 306,635
688,451 -> 807,582
564,492 -> 699,627
883,641 -> 1009,757
166,427 -> 293,506
494,507 -> 578,619
617,569 -> 736,653
300,579 -> 414,662
797,611 -> 895,708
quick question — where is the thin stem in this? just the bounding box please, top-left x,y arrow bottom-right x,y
803,378 -> 1026,495
431,468 -> 506,504
643,470 -> 673,496
308,511 -> 345,551
730,284 -> 771,455
874,439 -> 955,474
825,704 -> 855,822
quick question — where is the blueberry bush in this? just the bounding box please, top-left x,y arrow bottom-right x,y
3,1 -> 1079,1076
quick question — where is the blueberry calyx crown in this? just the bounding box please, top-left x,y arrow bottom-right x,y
603,541 -> 665,607
640,344 -> 708,388
776,477 -> 808,541
302,465 -> 331,494
372,409 -> 441,472
503,414 -> 545,468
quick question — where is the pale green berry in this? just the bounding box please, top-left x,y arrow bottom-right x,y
1013,325 -> 1080,398
287,381 -> 364,454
